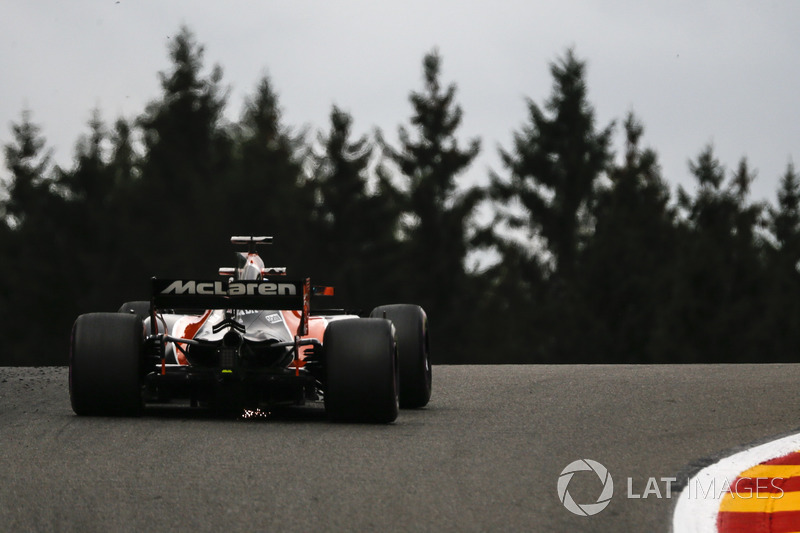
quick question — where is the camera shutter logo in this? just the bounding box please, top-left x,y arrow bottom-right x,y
557,459 -> 614,516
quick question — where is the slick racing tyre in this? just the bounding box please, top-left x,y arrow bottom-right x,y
324,318 -> 398,423
117,301 -> 151,322
370,304 -> 431,408
70,313 -> 144,416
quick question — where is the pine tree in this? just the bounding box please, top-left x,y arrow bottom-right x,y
311,106 -> 402,309
492,49 -> 614,282
578,113 -> 676,362
58,110 -> 112,203
0,214 -> 10,363
770,163 -> 800,262
658,147 -> 766,362
232,75 -> 311,273
0,204 -> 9,362
140,26 -> 229,191
765,162 -> 800,360
1,111 -> 68,363
0,111 -> 55,363
381,50 -> 482,361
3,110 -> 53,229
108,117 -> 140,193
490,49 -> 613,361
54,110 -> 137,314
137,26 -> 233,276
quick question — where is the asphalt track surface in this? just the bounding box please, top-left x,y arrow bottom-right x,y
2,365 -> 800,532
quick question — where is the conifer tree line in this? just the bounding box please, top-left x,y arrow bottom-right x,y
2,27 -> 799,365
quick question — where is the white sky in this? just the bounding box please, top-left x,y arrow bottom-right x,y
1,0 -> 798,205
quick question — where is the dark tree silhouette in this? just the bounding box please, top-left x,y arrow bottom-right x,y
655,148 -> 766,362
3,110 -> 53,228
490,49 -> 614,361
1,32 -> 798,366
764,162 -> 800,360
1,111 -> 67,364
492,49 -> 614,282
381,49 -> 483,361
310,106 -> 402,310
230,75 -> 311,274
578,113 -> 676,362
136,25 -> 233,276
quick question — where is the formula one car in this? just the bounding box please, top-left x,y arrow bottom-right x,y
69,236 -> 431,423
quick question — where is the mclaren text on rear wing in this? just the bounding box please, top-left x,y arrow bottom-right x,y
152,279 -> 305,310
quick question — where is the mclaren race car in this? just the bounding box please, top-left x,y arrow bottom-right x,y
69,236 -> 431,423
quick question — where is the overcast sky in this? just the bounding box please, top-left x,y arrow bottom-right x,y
1,1 -> 798,205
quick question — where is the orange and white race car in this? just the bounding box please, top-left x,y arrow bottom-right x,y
69,236 -> 431,423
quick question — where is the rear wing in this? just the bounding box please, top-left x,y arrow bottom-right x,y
231,235 -> 272,251
152,278 -> 305,310
151,278 -> 334,336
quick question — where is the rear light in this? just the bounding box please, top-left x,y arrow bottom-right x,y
220,347 -> 236,369
219,331 -> 240,370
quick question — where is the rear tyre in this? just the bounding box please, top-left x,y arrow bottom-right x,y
70,313 -> 144,416
324,318 -> 398,423
370,304 -> 431,408
117,301 -> 151,322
